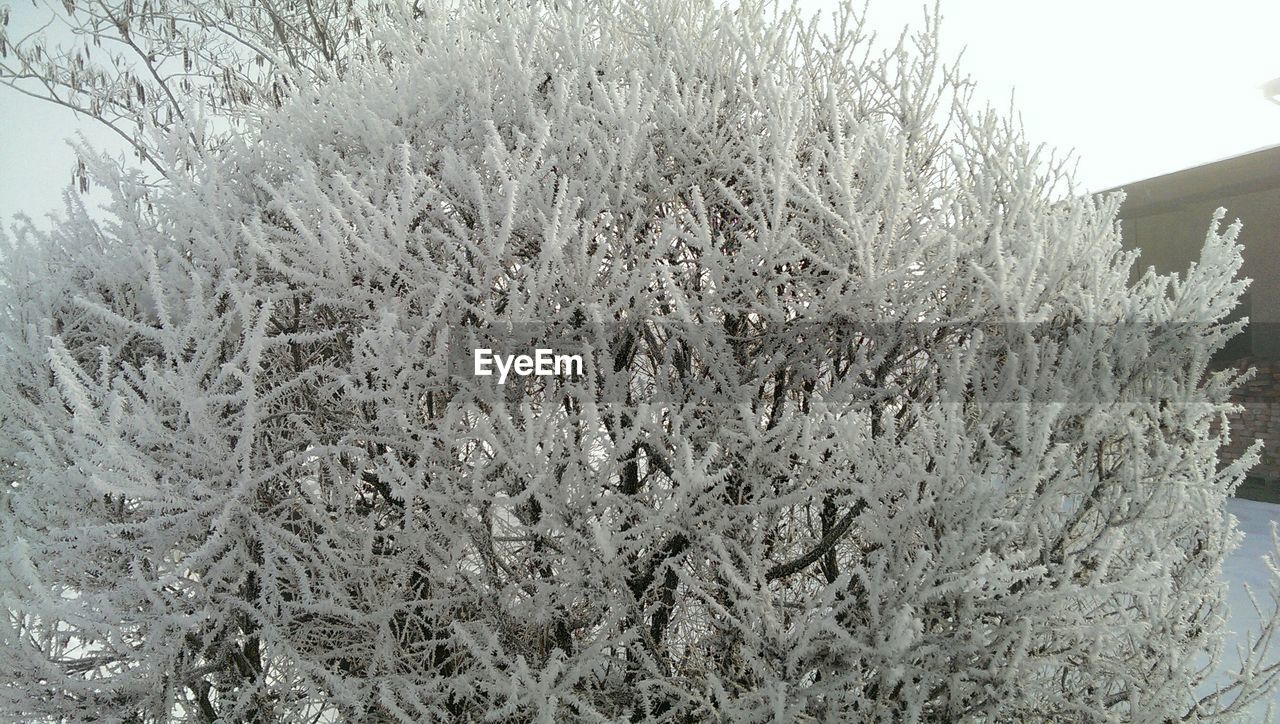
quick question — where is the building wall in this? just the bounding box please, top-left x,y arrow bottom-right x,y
1118,184 -> 1280,356
1111,146 -> 1280,485
1220,358 -> 1280,481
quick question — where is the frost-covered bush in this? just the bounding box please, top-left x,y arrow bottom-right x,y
2,1 -> 1278,720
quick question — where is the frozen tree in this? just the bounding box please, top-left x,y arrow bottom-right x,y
0,0 -> 403,184
2,0 -> 1279,720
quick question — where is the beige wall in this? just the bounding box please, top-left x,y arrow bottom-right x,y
1112,146 -> 1280,484
1111,145 -> 1280,358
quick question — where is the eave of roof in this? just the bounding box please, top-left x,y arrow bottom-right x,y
1097,143 -> 1280,218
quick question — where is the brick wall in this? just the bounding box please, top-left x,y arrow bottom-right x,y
1220,357 -> 1280,481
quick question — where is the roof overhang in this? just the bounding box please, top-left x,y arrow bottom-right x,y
1099,144 -> 1280,218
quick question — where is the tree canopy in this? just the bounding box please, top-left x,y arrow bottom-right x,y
1,1 -> 1277,720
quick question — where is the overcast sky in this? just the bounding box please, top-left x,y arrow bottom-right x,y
3,0 -> 1280,227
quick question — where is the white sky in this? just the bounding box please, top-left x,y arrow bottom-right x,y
839,0 -> 1280,191
3,0 -> 1280,226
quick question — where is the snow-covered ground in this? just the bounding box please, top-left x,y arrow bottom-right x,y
1213,498 -> 1280,720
